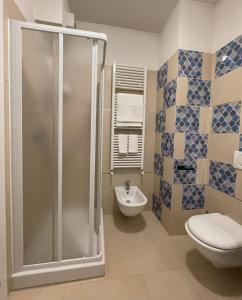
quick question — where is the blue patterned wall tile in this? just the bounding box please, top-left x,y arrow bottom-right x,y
157,62 -> 168,89
240,135 -> 242,151
154,153 -> 163,176
176,106 -> 200,132
161,133 -> 174,157
187,79 -> 211,106
209,161 -> 236,196
178,50 -> 203,79
152,194 -> 162,221
185,133 -> 208,159
212,102 -> 241,133
160,180 -> 172,209
156,109 -> 166,133
182,185 -> 205,210
163,79 -> 177,108
174,159 -> 197,184
216,36 -> 242,78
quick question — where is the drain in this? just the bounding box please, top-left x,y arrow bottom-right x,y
126,200 -> 131,204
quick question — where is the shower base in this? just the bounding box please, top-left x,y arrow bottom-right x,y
11,212 -> 105,290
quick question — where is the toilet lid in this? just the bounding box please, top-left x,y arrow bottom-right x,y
187,213 -> 242,250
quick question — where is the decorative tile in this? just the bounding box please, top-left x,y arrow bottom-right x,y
161,133 -> 174,157
212,102 -> 241,133
209,160 -> 236,196
182,185 -> 205,210
185,133 -> 208,159
157,62 -> 168,89
160,180 -> 172,209
187,79 -> 211,106
154,153 -> 163,176
152,193 -> 161,221
178,49 -> 203,79
176,106 -> 200,132
163,79 -> 177,108
174,159 -> 197,184
240,135 -> 242,151
216,35 -> 242,77
156,109 -> 166,133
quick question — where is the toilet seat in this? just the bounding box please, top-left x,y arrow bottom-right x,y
187,213 -> 242,251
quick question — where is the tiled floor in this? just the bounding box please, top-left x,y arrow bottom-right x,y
9,212 -> 242,300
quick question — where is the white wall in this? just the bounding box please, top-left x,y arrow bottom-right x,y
76,21 -> 160,70
159,1 -> 181,67
213,0 -> 242,51
14,0 -> 71,23
179,0 -> 214,53
14,0 -> 35,21
159,0 -> 214,66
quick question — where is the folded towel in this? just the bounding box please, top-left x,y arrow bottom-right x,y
116,121 -> 142,128
118,134 -> 128,154
116,93 -> 143,127
128,134 -> 138,153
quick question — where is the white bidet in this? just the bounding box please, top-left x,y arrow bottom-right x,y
115,186 -> 147,217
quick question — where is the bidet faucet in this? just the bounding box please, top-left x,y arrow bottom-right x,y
124,180 -> 130,192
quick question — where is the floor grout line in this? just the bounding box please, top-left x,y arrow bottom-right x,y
141,275 -> 151,300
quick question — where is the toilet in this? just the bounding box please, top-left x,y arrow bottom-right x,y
185,213 -> 242,268
115,186 -> 147,217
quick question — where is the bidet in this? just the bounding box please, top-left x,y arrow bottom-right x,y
115,185 -> 147,217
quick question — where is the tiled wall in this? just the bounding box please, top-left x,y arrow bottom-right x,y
102,67 -> 156,214
206,35 -> 242,221
153,35 -> 242,233
153,49 -> 212,234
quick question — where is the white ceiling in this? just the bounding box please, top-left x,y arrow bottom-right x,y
69,0 -> 220,33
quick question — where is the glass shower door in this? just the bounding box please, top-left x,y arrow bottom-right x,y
62,35 -> 93,259
22,29 -> 59,265
21,29 -> 95,266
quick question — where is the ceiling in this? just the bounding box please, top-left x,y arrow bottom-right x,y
69,0 -> 220,33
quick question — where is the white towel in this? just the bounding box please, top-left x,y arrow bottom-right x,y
128,135 -> 138,153
116,93 -> 143,127
118,134 -> 128,154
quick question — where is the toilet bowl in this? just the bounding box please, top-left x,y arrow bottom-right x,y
115,186 -> 147,217
185,213 -> 242,268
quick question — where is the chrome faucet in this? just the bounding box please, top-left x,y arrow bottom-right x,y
125,180 -> 131,193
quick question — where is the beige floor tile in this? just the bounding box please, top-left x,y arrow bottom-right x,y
187,263 -> 242,299
144,264 -> 242,300
38,286 -> 66,300
8,292 -> 19,300
64,276 -> 148,300
168,235 -> 209,267
104,212 -> 169,242
9,286 -> 49,300
104,212 -> 183,278
143,268 -> 199,300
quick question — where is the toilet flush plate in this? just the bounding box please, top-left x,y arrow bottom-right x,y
234,151 -> 242,170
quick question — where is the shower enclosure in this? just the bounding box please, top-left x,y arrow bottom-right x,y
9,20 -> 106,289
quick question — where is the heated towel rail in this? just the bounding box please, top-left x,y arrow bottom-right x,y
110,63 -> 147,174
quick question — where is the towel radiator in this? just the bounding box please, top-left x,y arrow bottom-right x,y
110,63 -> 147,174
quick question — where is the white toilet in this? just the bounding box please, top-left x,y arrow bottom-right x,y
185,213 -> 242,268
115,185 -> 147,217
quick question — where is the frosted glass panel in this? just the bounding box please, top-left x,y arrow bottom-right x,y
62,35 -> 92,259
22,29 -> 59,265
